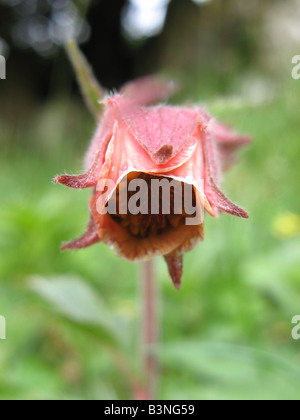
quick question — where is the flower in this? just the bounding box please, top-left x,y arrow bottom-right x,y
54,77 -> 250,289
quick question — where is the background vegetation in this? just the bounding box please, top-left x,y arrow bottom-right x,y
0,0 -> 300,400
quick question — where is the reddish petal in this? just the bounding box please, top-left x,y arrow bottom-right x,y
164,255 -> 183,290
61,215 -> 100,250
168,140 -> 214,215
84,105 -> 116,169
120,76 -> 176,106
122,106 -> 199,165
208,120 -> 251,170
208,120 -> 251,146
94,123 -> 200,213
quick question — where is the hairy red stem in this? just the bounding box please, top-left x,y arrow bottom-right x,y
141,260 -> 158,400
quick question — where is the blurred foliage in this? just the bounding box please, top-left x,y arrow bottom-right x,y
1,0 -> 300,402
0,78 -> 300,399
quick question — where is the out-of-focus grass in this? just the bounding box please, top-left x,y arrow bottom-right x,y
0,81 -> 300,400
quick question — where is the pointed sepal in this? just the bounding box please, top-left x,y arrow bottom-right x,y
202,129 -> 249,219
61,216 -> 100,250
164,255 -> 183,290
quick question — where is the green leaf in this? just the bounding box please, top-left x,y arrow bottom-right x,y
29,275 -> 124,347
66,39 -> 105,120
157,341 -> 300,400
243,240 -> 300,314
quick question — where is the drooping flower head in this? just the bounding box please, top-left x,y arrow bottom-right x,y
54,69 -> 250,289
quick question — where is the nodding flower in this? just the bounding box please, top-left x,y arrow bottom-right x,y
54,77 -> 251,289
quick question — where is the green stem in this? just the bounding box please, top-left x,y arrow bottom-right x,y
65,39 -> 104,120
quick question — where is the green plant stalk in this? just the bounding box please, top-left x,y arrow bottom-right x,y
65,39 -> 104,120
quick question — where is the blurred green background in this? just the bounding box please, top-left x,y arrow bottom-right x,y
1,0 -> 300,400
